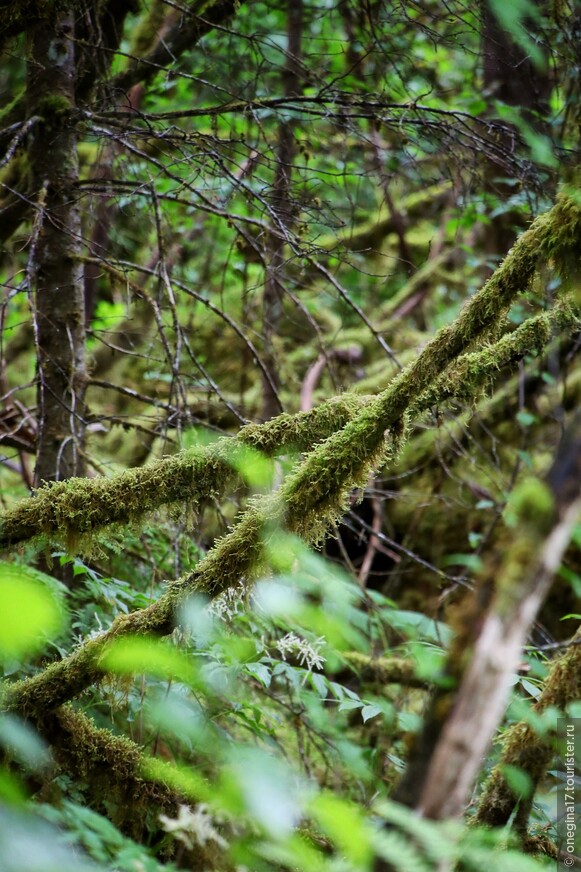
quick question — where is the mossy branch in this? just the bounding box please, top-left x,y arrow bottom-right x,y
42,704 -> 185,813
317,181 -> 452,252
36,705 -> 225,867
415,300 -> 579,410
1,299 -> 576,554
0,395 -> 368,551
4,192 -> 581,719
343,651 -> 427,688
279,193 -> 581,535
4,309 -> 578,717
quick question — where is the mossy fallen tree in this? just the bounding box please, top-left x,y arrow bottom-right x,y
316,181 -> 453,253
342,651 -> 427,688
4,190 -> 581,723
0,394 -> 369,551
2,302 -> 575,554
39,705 -> 222,868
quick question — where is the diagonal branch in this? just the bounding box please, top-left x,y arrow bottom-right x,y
110,0 -> 247,95
4,299 -> 578,719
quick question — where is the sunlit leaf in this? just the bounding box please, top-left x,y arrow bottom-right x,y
0,564 -> 66,661
99,637 -> 198,685
310,792 -> 373,867
244,661 -> 271,687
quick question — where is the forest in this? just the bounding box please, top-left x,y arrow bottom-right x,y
0,0 -> 580,869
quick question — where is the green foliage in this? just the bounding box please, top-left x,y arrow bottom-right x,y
39,801 -> 181,871
0,563 -> 66,661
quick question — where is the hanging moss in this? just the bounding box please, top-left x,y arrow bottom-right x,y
43,704 -> 181,810
0,394 -> 368,551
523,832 -> 559,860
415,301 -> 578,410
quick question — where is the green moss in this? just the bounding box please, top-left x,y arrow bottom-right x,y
35,92 -> 73,122
415,303 -> 578,410
343,651 -> 425,687
505,477 -> 555,529
476,626 -> 581,829
0,394 -> 369,550
523,832 -> 558,859
36,705 -> 214,859
474,722 -> 551,832
3,193 -> 581,724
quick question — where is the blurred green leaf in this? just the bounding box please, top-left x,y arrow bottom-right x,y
228,444 -> 275,488
500,764 -> 533,799
99,637 -> 198,685
0,714 -> 51,771
227,749 -> 305,838
310,791 -> 373,867
0,564 -> 66,661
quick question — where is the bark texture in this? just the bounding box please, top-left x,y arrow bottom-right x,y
27,11 -> 87,484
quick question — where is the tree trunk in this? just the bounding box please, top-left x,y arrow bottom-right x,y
482,1 -> 551,125
481,0 -> 553,253
26,12 -> 87,485
261,0 -> 303,420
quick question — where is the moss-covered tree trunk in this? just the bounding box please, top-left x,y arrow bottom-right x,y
26,10 -> 87,485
